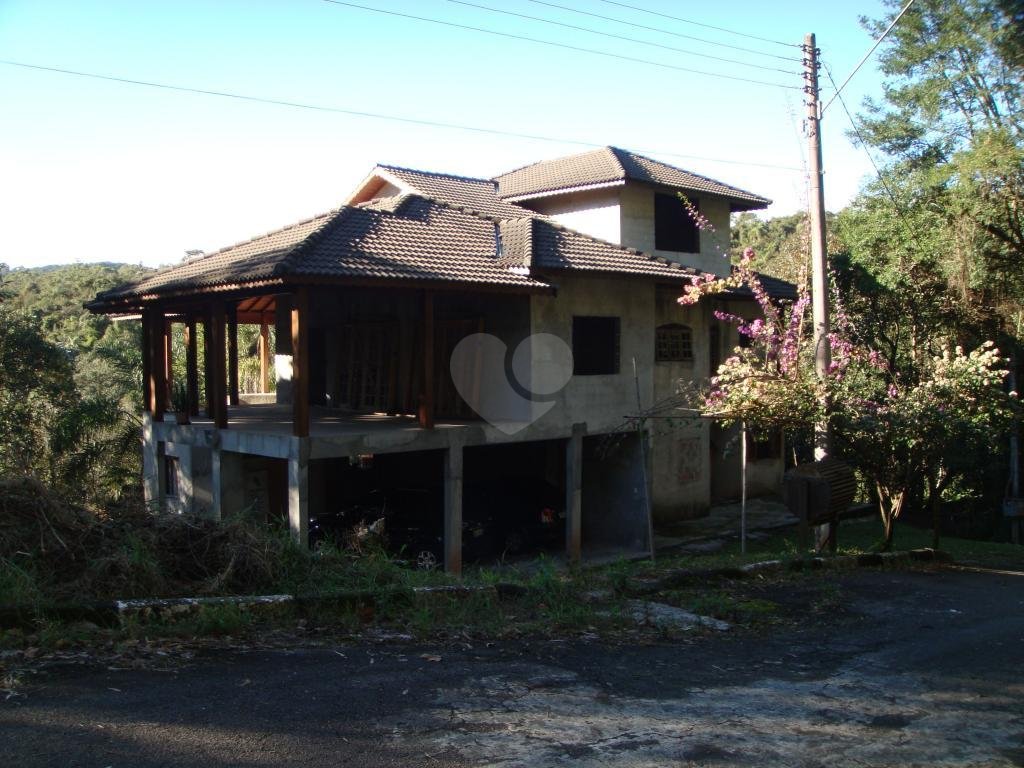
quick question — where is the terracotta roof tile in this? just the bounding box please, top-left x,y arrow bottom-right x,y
494,146 -> 770,210
376,165 -> 538,220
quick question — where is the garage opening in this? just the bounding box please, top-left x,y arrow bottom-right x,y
462,440 -> 567,565
310,450 -> 446,569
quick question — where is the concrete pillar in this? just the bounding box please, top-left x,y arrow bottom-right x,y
211,448 -> 245,522
444,443 -> 463,575
288,447 -> 309,546
141,413 -> 160,506
565,423 -> 585,563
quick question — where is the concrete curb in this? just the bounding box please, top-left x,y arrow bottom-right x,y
628,548 -> 952,594
0,583 -> 519,630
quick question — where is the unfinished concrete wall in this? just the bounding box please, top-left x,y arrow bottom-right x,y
648,288 -> 713,521
529,273 -> 655,436
619,184 -> 732,276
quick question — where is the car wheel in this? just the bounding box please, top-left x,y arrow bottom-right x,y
416,550 -> 438,571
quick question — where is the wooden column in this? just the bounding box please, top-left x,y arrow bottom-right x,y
164,319 -> 174,409
291,287 -> 310,438
259,315 -> 270,394
141,310 -> 153,412
227,304 -> 240,406
147,307 -> 167,420
418,291 -> 435,429
185,317 -> 199,417
202,316 -> 214,418
208,302 -> 228,429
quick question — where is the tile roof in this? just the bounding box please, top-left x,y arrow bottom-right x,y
375,165 -> 538,220
91,196 -> 550,305
493,146 -> 771,210
528,218 -> 699,280
91,154 -> 791,310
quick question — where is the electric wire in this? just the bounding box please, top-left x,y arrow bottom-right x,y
444,0 -> 800,75
318,0 -> 800,89
821,0 -> 917,115
524,0 -> 801,63
0,59 -> 806,172
596,0 -> 799,48
822,61 -> 927,253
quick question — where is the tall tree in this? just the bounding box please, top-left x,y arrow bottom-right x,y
858,0 -> 1024,330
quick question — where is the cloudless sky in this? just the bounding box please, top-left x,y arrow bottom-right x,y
0,0 -> 893,269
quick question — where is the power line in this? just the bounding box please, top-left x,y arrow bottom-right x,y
596,0 -> 799,48
444,0 -> 799,75
319,0 -> 800,90
0,59 -> 805,172
525,0 -> 801,63
821,0 -> 917,115
822,61 -> 926,253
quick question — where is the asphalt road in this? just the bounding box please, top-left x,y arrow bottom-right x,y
3,567 -> 1024,767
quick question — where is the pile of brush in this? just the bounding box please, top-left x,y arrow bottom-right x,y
0,475 -> 300,601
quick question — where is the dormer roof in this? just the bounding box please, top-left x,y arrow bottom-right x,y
493,146 -> 771,211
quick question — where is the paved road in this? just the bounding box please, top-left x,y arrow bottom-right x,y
3,568 -> 1024,767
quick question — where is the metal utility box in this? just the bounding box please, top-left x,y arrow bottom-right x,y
784,459 -> 857,553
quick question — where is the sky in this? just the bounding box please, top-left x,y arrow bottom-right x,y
0,0 -> 894,269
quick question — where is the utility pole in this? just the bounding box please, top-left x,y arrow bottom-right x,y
804,32 -> 831,460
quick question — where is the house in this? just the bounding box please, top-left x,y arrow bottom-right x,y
88,146 -> 795,573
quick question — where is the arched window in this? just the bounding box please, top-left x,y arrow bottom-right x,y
655,323 -> 693,362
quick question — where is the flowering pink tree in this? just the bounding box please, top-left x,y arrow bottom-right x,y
681,248 -> 1017,550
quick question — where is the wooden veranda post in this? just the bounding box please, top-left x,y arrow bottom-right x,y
141,309 -> 153,413
202,316 -> 214,418
291,287 -> 310,438
259,316 -> 270,394
227,304 -> 240,406
185,317 -> 199,417
163,319 -> 174,409
147,307 -> 167,420
208,302 -> 228,429
419,291 -> 435,429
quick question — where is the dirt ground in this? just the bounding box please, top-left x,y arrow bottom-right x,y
2,566 -> 1023,767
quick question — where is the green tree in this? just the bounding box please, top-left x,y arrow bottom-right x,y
858,0 -> 1024,328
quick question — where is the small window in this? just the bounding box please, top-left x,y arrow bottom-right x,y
572,316 -> 620,375
656,324 -> 693,362
164,456 -> 180,498
654,193 -> 700,253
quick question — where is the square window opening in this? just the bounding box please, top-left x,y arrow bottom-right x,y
572,316 -> 620,375
654,193 -> 701,253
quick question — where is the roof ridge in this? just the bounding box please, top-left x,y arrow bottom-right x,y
194,208 -> 340,263
606,146 -> 629,178
378,163 -> 494,185
615,147 -> 771,203
492,146 -> 614,181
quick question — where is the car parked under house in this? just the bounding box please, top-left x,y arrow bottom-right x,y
88,146 -> 795,573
